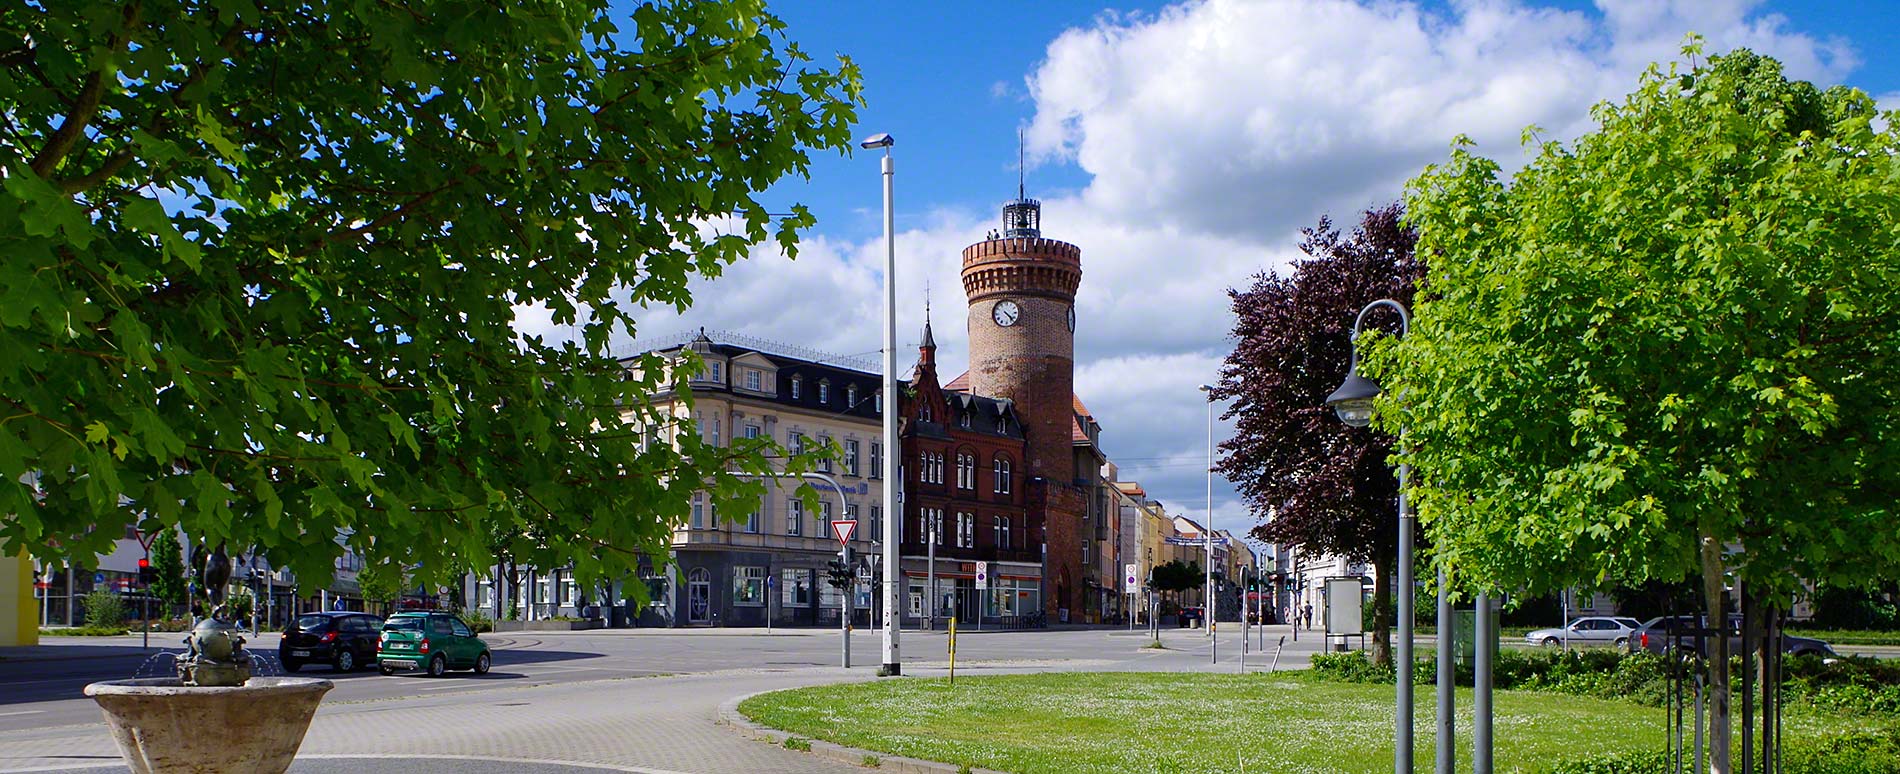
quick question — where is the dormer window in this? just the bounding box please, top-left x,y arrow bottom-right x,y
960,411 -> 971,429
709,361 -> 723,383
995,416 -> 1006,434
744,369 -> 762,391
818,379 -> 830,404
790,376 -> 802,399
920,403 -> 932,422
847,384 -> 858,407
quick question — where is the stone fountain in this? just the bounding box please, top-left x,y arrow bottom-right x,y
85,543 -> 333,774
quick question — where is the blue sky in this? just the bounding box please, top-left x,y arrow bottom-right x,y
563,0 -> 1900,545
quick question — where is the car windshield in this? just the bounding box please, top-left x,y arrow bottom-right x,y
383,617 -> 425,632
293,615 -> 329,631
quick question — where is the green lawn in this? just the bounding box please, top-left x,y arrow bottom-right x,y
744,672 -> 1670,773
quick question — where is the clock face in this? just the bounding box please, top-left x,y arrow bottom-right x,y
992,300 -> 1021,327
1067,305 -> 1076,332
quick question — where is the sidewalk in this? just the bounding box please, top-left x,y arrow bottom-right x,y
0,669 -> 871,773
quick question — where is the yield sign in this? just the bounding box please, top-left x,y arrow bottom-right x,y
831,520 -> 857,547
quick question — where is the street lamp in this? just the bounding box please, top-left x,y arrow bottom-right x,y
863,132 -> 901,677
1199,384 -> 1215,645
1324,298 -> 1428,774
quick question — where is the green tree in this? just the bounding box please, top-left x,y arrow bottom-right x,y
83,588 -> 126,631
358,562 -> 405,610
1,3 -> 859,591
1390,44 -> 1900,772
147,532 -> 187,615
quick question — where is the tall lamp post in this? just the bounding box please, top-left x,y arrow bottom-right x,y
1323,298 -> 1425,774
1199,384 -> 1215,640
863,132 -> 901,677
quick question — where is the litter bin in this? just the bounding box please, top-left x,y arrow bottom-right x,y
608,604 -> 628,628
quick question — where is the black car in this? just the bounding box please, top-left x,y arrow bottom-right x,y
281,612 -> 384,672
1626,615 -> 1835,658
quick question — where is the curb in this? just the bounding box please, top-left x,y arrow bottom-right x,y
717,690 -> 1005,774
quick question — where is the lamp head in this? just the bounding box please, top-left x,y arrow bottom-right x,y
1325,371 -> 1383,428
859,133 -> 894,149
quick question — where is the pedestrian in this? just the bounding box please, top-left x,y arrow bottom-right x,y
1302,603 -> 1313,630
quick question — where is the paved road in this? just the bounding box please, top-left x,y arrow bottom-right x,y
0,624 -> 1313,772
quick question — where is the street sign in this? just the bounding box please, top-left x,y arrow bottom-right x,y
975,561 -> 989,589
93,572 -> 105,585
831,519 -> 857,547
1124,563 -> 1139,593
1165,536 -> 1230,546
135,529 -> 162,552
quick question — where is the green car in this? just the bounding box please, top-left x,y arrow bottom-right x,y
376,612 -> 491,677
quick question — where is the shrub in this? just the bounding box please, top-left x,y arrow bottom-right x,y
461,611 -> 495,633
861,755 -> 882,768
1552,732 -> 1900,774
782,737 -> 811,751
82,589 -> 126,630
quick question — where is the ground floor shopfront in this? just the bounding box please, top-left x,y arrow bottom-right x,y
669,547 -> 873,629
898,557 -> 1041,627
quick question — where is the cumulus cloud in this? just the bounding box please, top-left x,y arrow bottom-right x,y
1024,0 -> 1857,243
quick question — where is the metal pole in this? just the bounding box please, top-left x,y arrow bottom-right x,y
1437,567 -> 1454,774
841,545 -> 851,669
1397,464 -> 1415,774
1202,385 -> 1214,639
927,513 -> 936,631
1475,589 -> 1492,774
875,142 -> 901,677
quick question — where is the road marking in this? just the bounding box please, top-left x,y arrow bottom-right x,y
0,710 -> 45,717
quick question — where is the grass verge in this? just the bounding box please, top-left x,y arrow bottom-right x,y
741,671 -> 1698,773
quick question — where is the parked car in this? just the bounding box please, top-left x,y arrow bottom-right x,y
1523,616 -> 1644,648
377,611 -> 491,677
1626,615 -> 1836,658
280,612 -> 384,672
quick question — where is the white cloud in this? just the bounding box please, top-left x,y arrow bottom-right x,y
1024,0 -> 1857,243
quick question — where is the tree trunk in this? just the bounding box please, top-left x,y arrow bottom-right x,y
1371,550 -> 1393,667
1700,532 -> 1731,774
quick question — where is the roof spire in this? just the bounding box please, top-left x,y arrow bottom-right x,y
921,287 -> 936,350
1018,126 -> 1026,201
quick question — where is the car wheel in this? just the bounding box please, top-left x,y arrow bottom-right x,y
474,652 -> 490,675
379,664 -> 395,676
427,654 -> 447,678
335,649 -> 356,672
1614,637 -> 1628,648
282,659 -> 302,673
1542,637 -> 1560,648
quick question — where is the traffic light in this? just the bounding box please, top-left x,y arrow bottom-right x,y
825,559 -> 852,589
137,558 -> 155,585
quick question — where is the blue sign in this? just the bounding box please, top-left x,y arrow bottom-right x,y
766,575 -> 776,589
93,572 -> 105,585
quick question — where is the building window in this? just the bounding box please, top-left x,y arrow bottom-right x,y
847,384 -> 859,407
994,455 -> 1012,494
791,376 -> 802,399
846,504 -> 860,537
960,412 -> 971,429
870,443 -> 882,479
744,506 -> 760,534
995,516 -> 1011,550
733,567 -> 765,606
789,432 -> 804,456
957,453 -> 975,489
876,389 -> 883,412
818,501 -> 833,538
957,512 -> 974,548
787,499 -> 803,536
744,424 -> 760,440
818,379 -> 830,404
920,403 -> 932,422
933,452 -> 946,484
996,416 -> 1005,434
782,569 -> 811,606
818,435 -> 833,473
745,369 -> 762,391
691,493 -> 705,529
711,417 -> 722,447
710,362 -> 723,383
845,440 -> 860,476
870,506 -> 882,540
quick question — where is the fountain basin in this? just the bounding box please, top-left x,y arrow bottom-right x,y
84,677 -> 333,774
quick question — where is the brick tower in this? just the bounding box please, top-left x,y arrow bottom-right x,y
961,195 -> 1086,617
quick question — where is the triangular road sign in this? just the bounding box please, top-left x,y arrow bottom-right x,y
832,520 -> 857,547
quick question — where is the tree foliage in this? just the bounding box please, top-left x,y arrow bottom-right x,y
1389,47 -> 1900,601
1390,45 -> 1900,771
1212,203 -> 1420,663
1150,560 -> 1203,595
147,530 -> 187,612
0,2 -> 861,590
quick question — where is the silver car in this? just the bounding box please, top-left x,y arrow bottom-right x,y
1523,616 -> 1643,648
